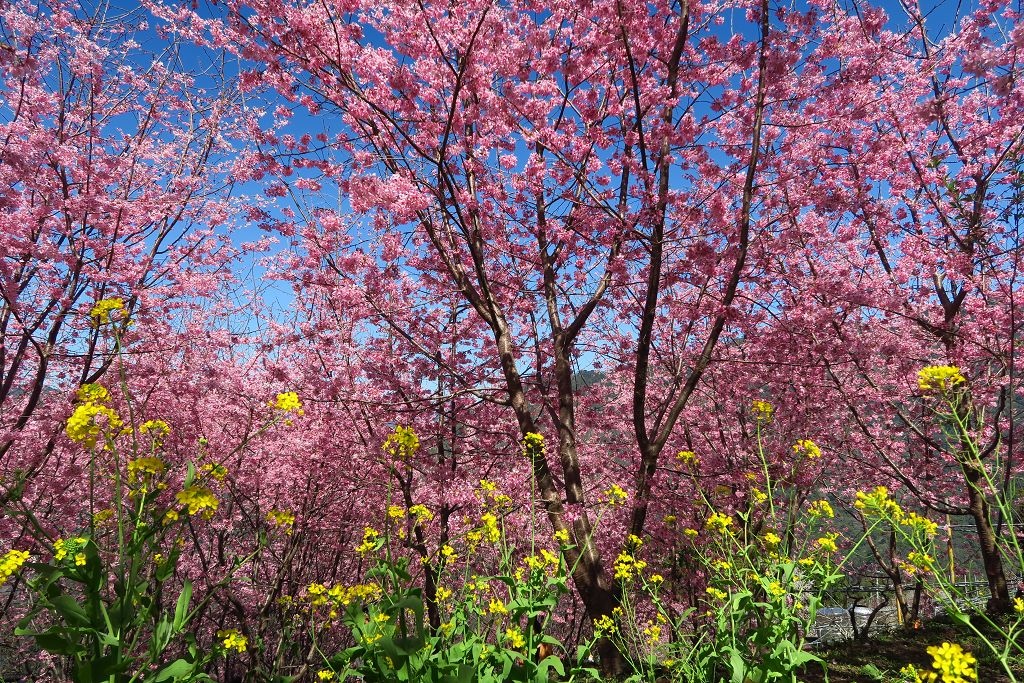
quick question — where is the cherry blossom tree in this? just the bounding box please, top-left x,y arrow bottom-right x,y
0,0 -> 241,495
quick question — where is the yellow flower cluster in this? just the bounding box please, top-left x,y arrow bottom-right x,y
475,479 -> 512,510
593,614 -> 617,636
793,439 -> 821,459
603,483 -> 628,506
408,504 -> 433,524
752,399 -> 774,424
200,463 -> 228,481
90,298 -> 126,325
0,549 -> 30,586
504,626 -> 526,649
522,432 -> 545,456
383,425 -> 419,459
706,512 -> 734,535
274,391 -> 304,414
128,457 -> 166,482
332,582 -> 383,607
317,671 -> 336,681
523,549 -> 560,576
267,508 -> 296,532
677,450 -> 698,466
854,486 -> 904,520
904,551 -> 936,575
218,629 -> 247,653
815,533 -> 839,554
917,642 -> 977,683
902,511 -> 939,538
613,536 -> 648,582
808,500 -> 834,518
175,486 -> 219,519
54,537 -> 88,566
138,419 -> 170,440
479,512 -> 501,544
355,526 -> 381,554
66,390 -> 123,449
76,383 -> 110,403
306,581 -> 383,609
93,508 -> 115,525
706,586 -> 728,601
643,622 -> 662,646
918,366 -> 966,394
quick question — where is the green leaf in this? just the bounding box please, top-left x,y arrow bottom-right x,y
173,581 -> 193,631
27,627 -> 83,656
154,658 -> 197,682
50,594 -> 90,626
536,655 -> 565,679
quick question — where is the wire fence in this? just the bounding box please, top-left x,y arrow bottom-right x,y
808,572 -> 1023,645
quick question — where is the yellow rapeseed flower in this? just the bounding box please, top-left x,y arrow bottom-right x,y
643,622 -> 662,646
383,425 -> 419,459
808,500 -> 834,518
706,512 -> 734,535
0,549 -> 30,586
76,383 -> 110,404
903,512 -> 939,538
355,526 -> 381,554
522,432 -> 545,456
613,538 -> 648,582
90,298 -> 126,325
793,439 -> 822,459
218,629 -> 247,653
677,450 -> 698,466
274,391 -> 304,414
593,614 -> 616,636
480,513 -> 501,543
267,508 -> 296,532
752,399 -> 774,424
918,366 -> 966,394
816,533 -> 839,554
854,486 -> 905,521
127,457 -> 166,483
138,419 -> 170,439
66,402 -> 123,449
603,483 -> 628,506
918,642 -> 976,683
175,486 -> 219,519
904,551 -> 936,575
705,586 -> 728,601
408,504 -> 433,524
54,537 -> 88,562
504,626 -> 526,649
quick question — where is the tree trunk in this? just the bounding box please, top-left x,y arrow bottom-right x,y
962,461 -> 1011,614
